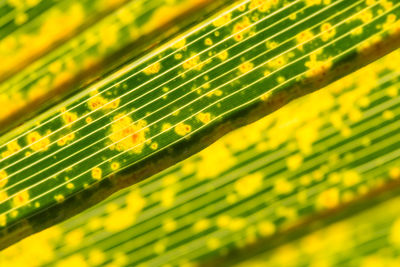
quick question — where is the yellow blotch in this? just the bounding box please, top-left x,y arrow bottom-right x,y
234,172 -> 263,197
196,112 -> 211,124
55,255 -> 88,267
233,17 -> 251,41
143,62 -> 161,75
316,188 -> 339,209
13,190 -> 30,207
0,170 -> 8,188
174,123 -> 192,136
238,61 -> 254,73
109,114 -> 148,153
104,208 -> 135,232
274,178 -> 294,195
91,167 -> 102,180
286,154 -> 303,170
27,131 -> 50,152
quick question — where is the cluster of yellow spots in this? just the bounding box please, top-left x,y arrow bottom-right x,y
91,167 -> 102,180
1,141 -> 21,158
320,23 -> 336,42
212,13 -> 231,27
27,131 -> 50,152
238,61 -> 254,73
109,114 -> 148,153
143,62 -> 161,75
57,133 -> 75,146
196,112 -> 211,124
62,112 -> 77,125
13,190 -> 30,207
174,122 -> 192,136
234,172 -> 263,197
182,54 -> 203,70
217,215 -> 246,231
233,17 -> 251,41
296,29 -> 314,50
0,170 -> 8,188
249,0 -> 279,13
305,53 -> 332,78
87,95 -> 120,111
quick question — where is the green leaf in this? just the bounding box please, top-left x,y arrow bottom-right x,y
2,40 -> 400,267
1,0 -> 400,252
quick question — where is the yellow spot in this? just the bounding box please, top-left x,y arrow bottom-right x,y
13,190 -> 30,207
111,162 -> 120,171
238,61 -> 254,73
27,131 -> 50,152
274,178 -> 294,194
88,249 -> 105,266
258,221 -> 276,236
174,123 -> 192,136
54,194 -> 65,203
154,241 -> 166,254
342,170 -> 361,187
65,229 -> 84,247
66,183 -> 75,189
207,237 -> 220,249
85,116 -> 93,124
109,114 -> 148,153
193,219 -> 210,232
91,167 -> 102,180
162,218 -> 177,232
305,54 -> 332,78
0,214 -> 6,227
316,188 -> 339,209
143,62 -> 161,75
383,110 -> 395,120
62,112 -> 77,125
0,170 -> 8,188
390,167 -> 400,179
286,154 -> 303,170
218,50 -> 228,61
234,172 -> 263,197
204,38 -> 213,46
390,218 -> 400,245
150,142 -> 158,150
